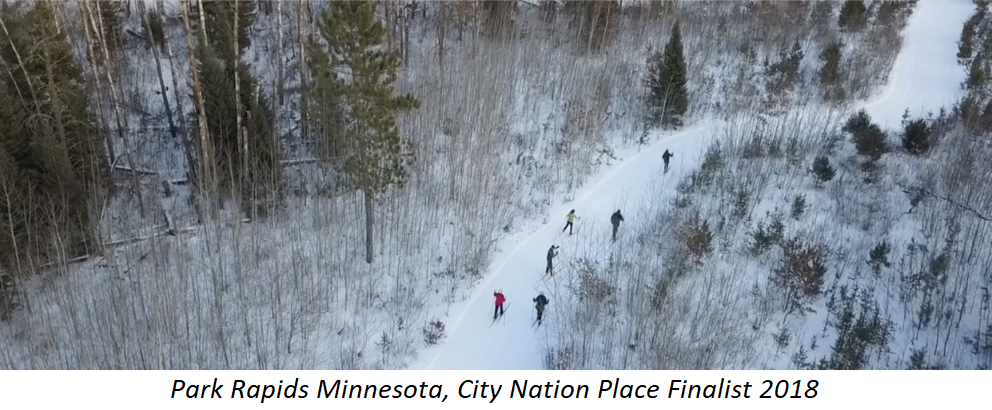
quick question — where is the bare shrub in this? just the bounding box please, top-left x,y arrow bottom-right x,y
545,346 -> 576,370
578,261 -> 616,306
423,319 -> 446,346
679,212 -> 713,262
772,237 -> 827,313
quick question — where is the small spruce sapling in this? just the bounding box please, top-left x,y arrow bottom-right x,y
791,194 -> 807,219
902,118 -> 931,155
868,240 -> 891,276
811,156 -> 836,184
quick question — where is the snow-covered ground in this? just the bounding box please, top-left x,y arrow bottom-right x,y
409,0 -> 974,370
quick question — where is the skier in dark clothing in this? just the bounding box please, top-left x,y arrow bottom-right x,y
546,245 -> 559,276
610,210 -> 624,242
493,290 -> 506,320
533,293 -> 549,324
662,150 -> 674,172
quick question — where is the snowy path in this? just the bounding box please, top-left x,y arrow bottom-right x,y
407,0 -> 971,370
861,1 -> 973,127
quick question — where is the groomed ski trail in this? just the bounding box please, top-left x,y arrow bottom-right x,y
407,0 -> 970,370
408,121 -> 718,370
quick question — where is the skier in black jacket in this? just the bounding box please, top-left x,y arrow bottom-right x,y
662,150 -> 674,172
533,293 -> 549,324
610,210 -> 624,242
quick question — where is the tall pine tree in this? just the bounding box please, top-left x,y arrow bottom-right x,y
644,21 -> 688,128
314,1 -> 420,264
0,2 -> 107,276
838,1 -> 869,32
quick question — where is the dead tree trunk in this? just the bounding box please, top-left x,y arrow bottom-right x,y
365,190 -> 374,264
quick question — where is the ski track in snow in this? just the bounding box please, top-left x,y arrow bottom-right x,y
407,0 -> 972,370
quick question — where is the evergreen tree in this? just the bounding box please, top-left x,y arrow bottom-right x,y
875,1 -> 913,28
144,8 -> 167,50
192,0 -> 280,217
0,2 -> 108,275
838,1 -> 869,32
96,1 -> 126,58
811,156 -> 836,184
787,40 -> 804,79
305,36 -> 346,163
967,55 -> 986,90
200,0 -> 257,63
315,1 -> 420,264
902,118 -> 931,155
958,12 -> 982,61
765,40 -> 804,98
843,110 -> 887,162
819,40 -> 845,101
768,40 -> 803,83
644,21 -> 688,128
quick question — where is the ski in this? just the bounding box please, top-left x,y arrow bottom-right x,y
490,304 -> 510,327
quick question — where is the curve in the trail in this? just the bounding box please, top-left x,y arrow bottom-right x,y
407,0 -> 970,370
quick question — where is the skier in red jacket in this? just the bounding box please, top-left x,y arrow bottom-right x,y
493,290 -> 506,320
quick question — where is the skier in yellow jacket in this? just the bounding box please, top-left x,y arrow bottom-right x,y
562,209 -> 577,235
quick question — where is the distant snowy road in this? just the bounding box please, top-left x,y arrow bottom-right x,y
407,0 -> 971,370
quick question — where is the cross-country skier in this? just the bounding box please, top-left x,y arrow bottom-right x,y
493,290 -> 506,320
662,150 -> 674,172
562,210 -> 577,235
546,245 -> 559,276
610,209 -> 624,242
533,293 -> 549,324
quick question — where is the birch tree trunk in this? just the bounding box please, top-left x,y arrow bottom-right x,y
74,2 -> 117,166
276,0 -> 285,107
233,0 -> 247,213
297,0 -> 309,141
180,0 -> 216,218
437,2 -> 446,70
403,4 -> 410,66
